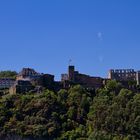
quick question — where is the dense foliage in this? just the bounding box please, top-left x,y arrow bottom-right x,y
0,71 -> 17,79
0,81 -> 140,140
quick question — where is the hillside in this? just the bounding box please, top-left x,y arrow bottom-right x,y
0,81 -> 140,140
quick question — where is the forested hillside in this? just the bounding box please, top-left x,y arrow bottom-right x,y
0,81 -> 140,140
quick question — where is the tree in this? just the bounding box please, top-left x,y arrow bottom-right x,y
0,71 -> 17,79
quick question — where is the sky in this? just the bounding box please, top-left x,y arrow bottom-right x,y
0,0 -> 140,80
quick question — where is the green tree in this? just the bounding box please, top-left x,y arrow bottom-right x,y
0,71 -> 17,79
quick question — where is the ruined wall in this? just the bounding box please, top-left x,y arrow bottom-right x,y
108,69 -> 136,81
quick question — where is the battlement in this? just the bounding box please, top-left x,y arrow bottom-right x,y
108,69 -> 140,85
109,69 -> 135,73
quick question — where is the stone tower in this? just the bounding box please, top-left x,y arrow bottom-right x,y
136,71 -> 140,85
68,66 -> 75,81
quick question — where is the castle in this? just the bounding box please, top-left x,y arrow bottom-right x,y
108,69 -> 140,85
0,66 -> 139,94
61,66 -> 103,89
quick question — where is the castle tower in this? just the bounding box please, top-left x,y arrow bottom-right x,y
108,69 -> 114,79
136,71 -> 140,85
68,66 -> 75,81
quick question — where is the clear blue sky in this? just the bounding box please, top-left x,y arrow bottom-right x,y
0,0 -> 140,80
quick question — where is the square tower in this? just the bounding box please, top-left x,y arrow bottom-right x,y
68,66 -> 75,81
